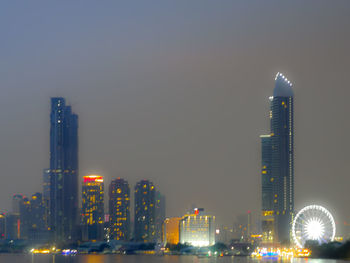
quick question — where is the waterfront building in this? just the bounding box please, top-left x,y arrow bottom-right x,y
215,225 -> 233,244
12,194 -> 30,239
43,169 -> 50,229
162,217 -> 181,244
155,191 -> 166,242
10,193 -> 47,240
134,180 -> 156,242
5,213 -> 20,239
260,73 -> 294,243
30,193 -> 46,232
0,213 -> 5,239
49,97 -> 78,241
81,175 -> 104,241
20,196 -> 31,239
25,193 -> 48,240
260,135 -> 275,242
232,213 -> 251,242
179,208 -> 215,247
109,178 -> 130,241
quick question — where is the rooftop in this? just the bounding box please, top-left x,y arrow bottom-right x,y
273,72 -> 294,97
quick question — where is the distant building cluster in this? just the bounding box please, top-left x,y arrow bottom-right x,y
0,98 -> 168,244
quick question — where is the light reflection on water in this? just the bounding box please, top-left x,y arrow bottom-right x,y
0,255 -> 348,263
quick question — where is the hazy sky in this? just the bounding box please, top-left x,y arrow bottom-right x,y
1,1 -> 350,233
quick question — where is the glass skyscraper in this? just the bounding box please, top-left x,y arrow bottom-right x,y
134,180 -> 156,242
49,97 -> 78,241
261,73 -> 294,244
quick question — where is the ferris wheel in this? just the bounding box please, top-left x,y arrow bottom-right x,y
292,205 -> 336,248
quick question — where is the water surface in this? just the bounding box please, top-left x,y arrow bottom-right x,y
0,255 -> 348,263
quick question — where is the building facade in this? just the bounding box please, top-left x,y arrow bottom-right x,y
134,180 -> 156,242
261,73 -> 294,244
49,97 -> 78,241
155,191 -> 166,242
30,193 -> 46,237
179,208 -> 215,247
43,169 -> 50,230
5,213 -> 20,240
81,175 -> 104,241
163,217 -> 181,245
12,194 -> 24,214
260,135 -> 275,242
0,213 -> 5,239
109,178 -> 130,241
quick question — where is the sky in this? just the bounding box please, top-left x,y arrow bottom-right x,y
1,1 -> 350,234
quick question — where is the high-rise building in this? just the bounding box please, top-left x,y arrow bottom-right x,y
11,194 -> 28,239
5,213 -> 20,240
163,217 -> 181,245
9,193 -> 48,241
19,196 -> 31,239
49,97 -> 79,241
109,178 -> 130,241
30,193 -> 46,233
43,169 -> 50,230
261,73 -> 294,244
81,175 -> 104,241
179,208 -> 215,247
12,194 -> 24,214
21,193 -> 48,241
0,213 -> 5,239
134,180 -> 156,242
155,191 -> 166,242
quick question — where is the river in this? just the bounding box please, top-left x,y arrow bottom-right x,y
0,255 -> 348,263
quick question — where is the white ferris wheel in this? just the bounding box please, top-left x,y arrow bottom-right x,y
292,205 -> 336,248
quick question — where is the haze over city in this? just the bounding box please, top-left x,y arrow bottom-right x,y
1,0 -> 350,235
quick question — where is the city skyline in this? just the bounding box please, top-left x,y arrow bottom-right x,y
1,1 -> 350,235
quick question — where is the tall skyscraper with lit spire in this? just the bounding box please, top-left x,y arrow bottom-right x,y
261,73 -> 294,244
49,97 -> 78,241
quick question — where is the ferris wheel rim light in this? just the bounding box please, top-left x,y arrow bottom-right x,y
292,205 -> 336,248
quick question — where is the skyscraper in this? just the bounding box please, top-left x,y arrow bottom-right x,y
134,180 -> 156,242
43,169 -> 50,231
49,97 -> 78,241
5,213 -> 20,240
155,191 -> 165,242
81,175 -> 104,241
29,193 -> 46,239
0,213 -> 5,240
109,178 -> 130,241
11,194 -> 27,239
261,73 -> 294,244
